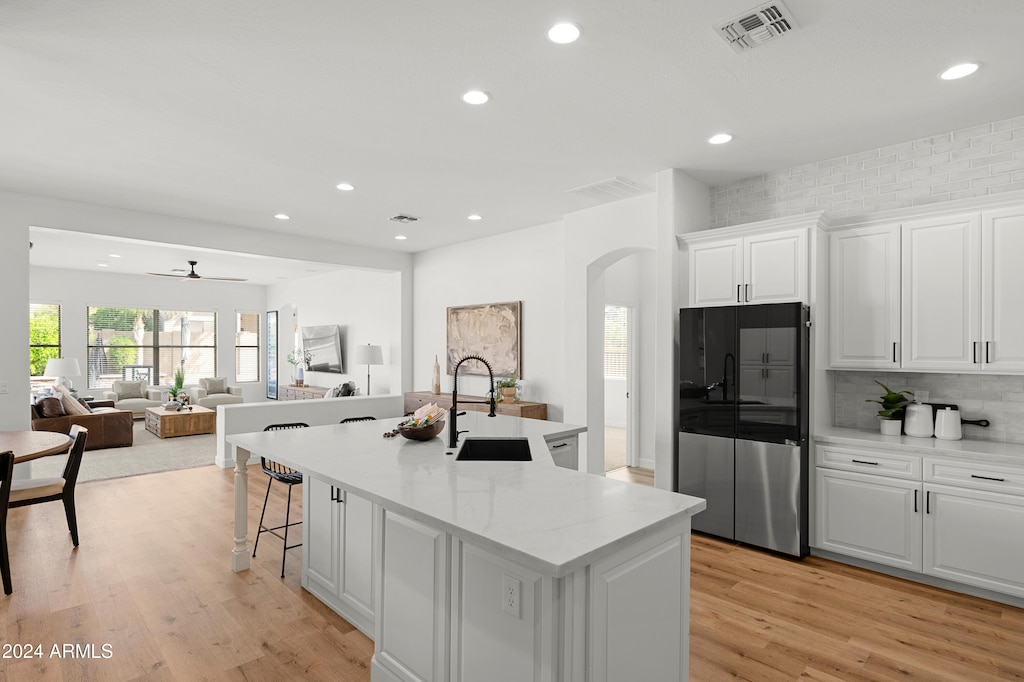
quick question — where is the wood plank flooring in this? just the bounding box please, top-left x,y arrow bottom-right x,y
3,464 -> 1022,680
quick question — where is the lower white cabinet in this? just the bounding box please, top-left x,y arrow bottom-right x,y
546,435 -> 579,470
302,475 -> 377,636
814,442 -> 1024,600
816,468 -> 922,571
923,483 -> 1024,598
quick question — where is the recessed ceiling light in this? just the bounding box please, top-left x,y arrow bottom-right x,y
394,235 -> 407,240
97,263 -> 109,268
462,90 -> 490,105
109,254 -> 121,258
548,22 -> 581,44
336,182 -> 355,191
468,214 -> 482,221
940,62 -> 979,80
274,213 -> 290,220
708,133 -> 733,145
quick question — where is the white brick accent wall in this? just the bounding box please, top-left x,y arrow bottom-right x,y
710,114 -> 1024,229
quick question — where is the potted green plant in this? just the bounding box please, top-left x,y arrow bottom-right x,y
495,376 -> 519,403
866,380 -> 913,435
167,366 -> 185,404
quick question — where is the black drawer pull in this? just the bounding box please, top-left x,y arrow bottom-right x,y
926,490 -> 931,514
551,443 -> 569,449
914,489 -> 918,513
971,474 -> 1006,482
852,459 -> 879,466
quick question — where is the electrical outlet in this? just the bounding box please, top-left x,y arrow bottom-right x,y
916,390 -> 930,403
0,382 -> 8,394
502,574 -> 521,618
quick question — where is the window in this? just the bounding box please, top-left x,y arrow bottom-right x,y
235,312 -> 260,382
604,305 -> 628,378
86,307 -> 217,389
30,303 -> 61,376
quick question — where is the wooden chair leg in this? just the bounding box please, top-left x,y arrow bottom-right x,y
63,493 -> 80,547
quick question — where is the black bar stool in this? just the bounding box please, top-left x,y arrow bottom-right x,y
253,422 -> 309,577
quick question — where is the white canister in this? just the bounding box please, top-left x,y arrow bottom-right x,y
903,402 -> 934,438
934,407 -> 963,441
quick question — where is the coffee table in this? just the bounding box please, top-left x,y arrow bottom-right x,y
145,405 -> 216,439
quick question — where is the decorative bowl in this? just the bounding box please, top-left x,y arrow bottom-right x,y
398,419 -> 445,441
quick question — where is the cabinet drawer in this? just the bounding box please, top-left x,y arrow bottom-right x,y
815,444 -> 921,479
924,458 -> 1024,495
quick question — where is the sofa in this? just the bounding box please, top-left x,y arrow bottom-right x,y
188,377 -> 244,410
101,379 -> 163,417
31,396 -> 134,450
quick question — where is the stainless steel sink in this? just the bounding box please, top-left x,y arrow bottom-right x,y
455,437 -> 532,461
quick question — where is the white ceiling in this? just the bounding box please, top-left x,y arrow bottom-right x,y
5,0 -> 1024,264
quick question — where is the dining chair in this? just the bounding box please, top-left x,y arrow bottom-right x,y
9,425 -> 89,548
340,416 -> 376,423
1,450 -> 14,595
254,422 -> 309,578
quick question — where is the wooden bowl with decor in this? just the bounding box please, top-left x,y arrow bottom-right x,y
398,403 -> 446,441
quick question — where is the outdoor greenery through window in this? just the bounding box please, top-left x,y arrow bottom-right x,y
29,303 -> 61,376
86,307 -> 217,389
604,305 -> 628,378
235,312 -> 260,383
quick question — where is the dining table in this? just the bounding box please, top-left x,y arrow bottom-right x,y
0,430 -> 73,464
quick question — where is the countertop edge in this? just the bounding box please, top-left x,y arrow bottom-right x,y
814,427 -> 1024,465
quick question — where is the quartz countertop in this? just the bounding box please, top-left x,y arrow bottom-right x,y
229,412 -> 705,577
815,426 -> 1024,466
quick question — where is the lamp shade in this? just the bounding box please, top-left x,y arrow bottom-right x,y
353,344 -> 383,366
44,357 -> 81,378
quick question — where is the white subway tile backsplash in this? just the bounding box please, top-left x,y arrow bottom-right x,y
832,371 -> 1024,444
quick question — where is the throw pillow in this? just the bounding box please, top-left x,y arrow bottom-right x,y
340,381 -> 356,397
202,377 -> 227,395
112,380 -> 146,399
37,396 -> 66,418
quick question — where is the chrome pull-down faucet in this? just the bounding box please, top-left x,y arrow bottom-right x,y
448,354 -> 497,449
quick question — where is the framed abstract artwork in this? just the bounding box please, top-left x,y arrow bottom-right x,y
446,301 -> 521,378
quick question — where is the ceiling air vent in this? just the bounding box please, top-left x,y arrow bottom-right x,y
568,176 -> 651,204
389,214 -> 419,224
715,1 -> 798,53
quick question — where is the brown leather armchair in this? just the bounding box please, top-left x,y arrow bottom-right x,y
30,403 -> 134,450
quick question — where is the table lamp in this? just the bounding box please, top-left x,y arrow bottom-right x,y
352,344 -> 383,395
45,357 -> 82,391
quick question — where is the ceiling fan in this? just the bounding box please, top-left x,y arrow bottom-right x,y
146,260 -> 247,282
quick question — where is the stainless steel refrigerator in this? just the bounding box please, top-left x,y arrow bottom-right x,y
675,302 -> 809,557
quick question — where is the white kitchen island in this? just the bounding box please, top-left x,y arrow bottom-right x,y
229,412 -> 705,682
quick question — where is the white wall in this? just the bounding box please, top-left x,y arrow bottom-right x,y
411,221 -> 568,419
0,212 -> 31,431
267,268 -> 404,397
30,266 -> 269,401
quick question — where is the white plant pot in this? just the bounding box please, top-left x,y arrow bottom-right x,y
879,418 -> 902,436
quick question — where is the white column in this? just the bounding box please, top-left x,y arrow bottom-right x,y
232,447 -> 252,571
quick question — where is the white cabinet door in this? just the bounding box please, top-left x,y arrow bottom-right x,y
923,483 -> 1024,598
689,238 -> 743,307
546,436 -> 579,470
303,475 -> 340,594
815,468 -> 922,571
340,490 -> 376,632
828,223 -> 901,368
376,510 -> 450,682
744,229 -> 807,304
981,206 -> 1024,372
901,213 -> 982,370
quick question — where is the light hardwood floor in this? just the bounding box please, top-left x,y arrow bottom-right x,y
3,464 -> 1022,680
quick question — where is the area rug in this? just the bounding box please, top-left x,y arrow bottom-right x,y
30,420 -> 217,483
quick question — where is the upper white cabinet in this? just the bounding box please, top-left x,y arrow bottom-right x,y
982,205 -> 1024,372
682,220 -> 812,308
900,212 -> 981,371
828,223 -> 901,368
828,199 -> 1024,373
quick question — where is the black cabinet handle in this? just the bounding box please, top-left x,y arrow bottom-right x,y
737,284 -> 741,303
551,442 -> 569,449
914,489 -> 918,513
892,342 -> 897,363
852,459 -> 879,466
331,486 -> 344,504
971,474 -> 1006,482
986,341 -> 992,363
926,490 -> 931,514
973,341 -> 979,363
745,284 -> 750,302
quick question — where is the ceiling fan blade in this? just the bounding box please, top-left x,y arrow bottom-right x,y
201,275 -> 248,282
146,272 -> 185,277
